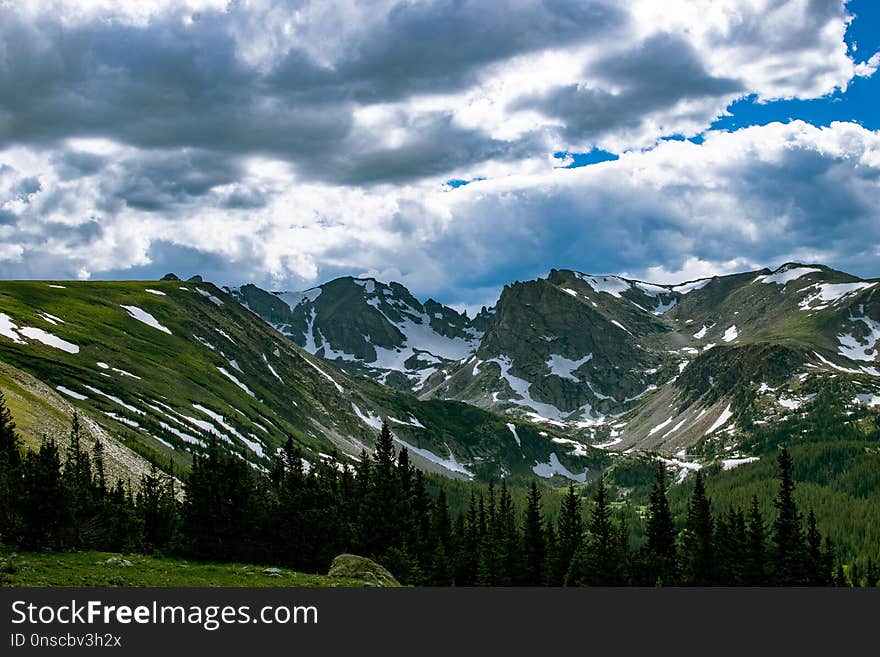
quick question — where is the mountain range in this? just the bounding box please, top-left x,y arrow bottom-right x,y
0,262 -> 877,487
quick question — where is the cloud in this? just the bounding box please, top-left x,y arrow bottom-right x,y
0,0 -> 868,186
0,0 -> 877,305
2,119 -> 879,308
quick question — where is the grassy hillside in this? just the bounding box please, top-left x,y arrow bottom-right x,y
0,546 -> 379,587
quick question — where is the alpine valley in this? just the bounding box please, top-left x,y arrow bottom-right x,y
3,261 -> 875,486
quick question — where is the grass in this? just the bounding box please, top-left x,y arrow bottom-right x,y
0,546 -> 374,587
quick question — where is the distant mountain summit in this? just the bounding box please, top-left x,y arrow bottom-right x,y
233,262 -> 880,459
229,277 -> 484,391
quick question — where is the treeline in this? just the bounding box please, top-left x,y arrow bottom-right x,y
0,394 -> 877,586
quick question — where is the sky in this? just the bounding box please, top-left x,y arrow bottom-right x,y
1,0 -> 879,312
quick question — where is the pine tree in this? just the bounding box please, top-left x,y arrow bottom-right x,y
640,462 -> 677,586
723,507 -> 747,586
478,482 -> 500,586
680,471 -> 713,585
0,391 -> 22,539
569,475 -> 621,586
864,557 -> 879,588
805,509 -> 824,586
543,518 -> 558,586
359,421 -> 405,559
744,495 -> 767,585
771,448 -> 806,585
137,465 -> 177,553
554,483 -> 583,585
19,436 -> 70,550
92,440 -> 106,499
499,481 -> 523,585
63,413 -> 96,547
522,482 -> 545,586
820,536 -> 836,587
428,488 -> 453,585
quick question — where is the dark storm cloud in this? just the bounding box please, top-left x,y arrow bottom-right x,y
302,112 -> 542,185
51,151 -> 107,180
98,150 -> 243,212
0,1 -> 627,185
268,0 -> 627,103
517,34 -> 744,141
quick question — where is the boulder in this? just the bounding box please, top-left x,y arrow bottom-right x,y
327,554 -> 400,587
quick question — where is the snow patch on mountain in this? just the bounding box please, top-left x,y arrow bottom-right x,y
277,287 -> 322,310
574,273 -> 630,298
506,422 -> 521,447
722,325 -> 739,342
722,456 -> 759,470
120,305 -> 172,335
351,402 -> 383,431
754,266 -> 822,286
545,353 -> 592,381
855,393 -> 880,407
799,282 -> 876,310
216,366 -> 255,398
393,435 -> 474,478
83,385 -> 144,415
38,312 -> 64,325
671,278 -> 713,295
838,315 -> 880,361
648,416 -> 674,436
262,354 -> 284,383
705,404 -> 733,435
532,453 -> 586,483
489,355 -> 572,422
19,326 -> 79,353
56,385 -> 88,400
0,313 -> 25,344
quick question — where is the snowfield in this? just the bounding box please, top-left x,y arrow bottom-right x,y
838,315 -> 880,361
705,404 -> 733,435
120,305 -> 172,335
545,353 -> 592,381
799,282 -> 876,310
392,435 -> 474,478
56,385 -> 88,400
216,366 -> 256,398
532,453 -> 587,483
19,326 -> 79,353
753,266 -> 821,286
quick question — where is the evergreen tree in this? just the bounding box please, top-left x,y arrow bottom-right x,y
805,509 -> 825,586
554,483 -> 583,585
19,437 -> 70,550
771,448 -> 806,585
543,518 -> 558,587
498,481 -> 522,585
569,476 -> 621,586
428,488 -> 453,585
720,507 -> 747,586
92,440 -> 106,499
820,536 -> 836,588
680,471 -> 713,585
359,421 -> 405,560
521,482 -> 545,586
744,495 -> 767,585
137,465 -> 177,553
640,463 -> 677,586
0,391 -> 22,539
864,557 -> 879,588
63,414 -> 96,546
